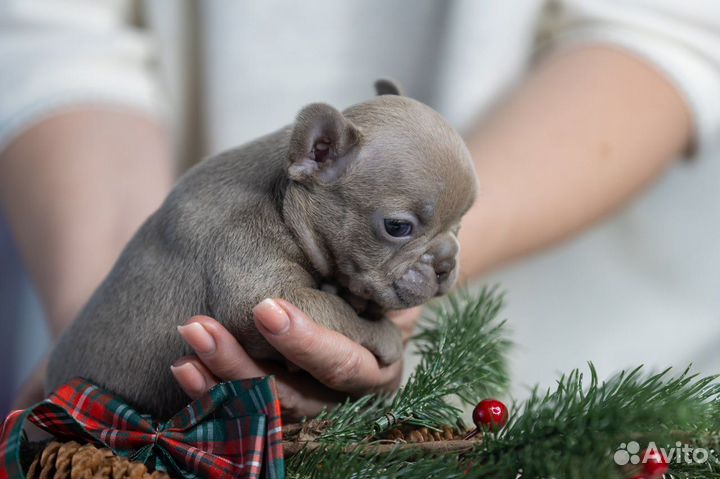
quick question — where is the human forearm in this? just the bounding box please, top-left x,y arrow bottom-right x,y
0,110 -> 173,337
459,46 -> 692,277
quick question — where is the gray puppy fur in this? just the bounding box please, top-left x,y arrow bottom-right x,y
46,81 -> 477,419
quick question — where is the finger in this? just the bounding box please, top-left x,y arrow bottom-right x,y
177,316 -> 268,381
252,298 -> 401,394
170,356 -> 219,399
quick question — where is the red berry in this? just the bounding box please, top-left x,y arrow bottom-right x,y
641,449 -> 669,478
472,399 -> 508,432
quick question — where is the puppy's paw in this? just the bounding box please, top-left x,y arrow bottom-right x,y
366,320 -> 403,366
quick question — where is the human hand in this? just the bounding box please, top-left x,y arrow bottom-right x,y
171,299 -> 420,421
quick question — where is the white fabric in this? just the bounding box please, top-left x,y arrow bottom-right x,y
1,0 -> 720,397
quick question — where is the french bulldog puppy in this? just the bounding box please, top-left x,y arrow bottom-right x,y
46,80 -> 478,419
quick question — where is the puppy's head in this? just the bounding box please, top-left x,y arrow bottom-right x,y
286,80 -> 477,309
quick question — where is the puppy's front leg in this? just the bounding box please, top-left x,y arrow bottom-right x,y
284,288 -> 403,366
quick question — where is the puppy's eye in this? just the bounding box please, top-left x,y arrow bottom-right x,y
384,219 -> 413,238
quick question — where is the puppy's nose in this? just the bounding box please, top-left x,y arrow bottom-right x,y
434,257 -> 456,282
431,238 -> 458,281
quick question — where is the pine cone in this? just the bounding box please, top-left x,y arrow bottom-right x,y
59,442 -> 81,477
408,430 -> 424,443
39,441 -> 62,479
24,441 -> 171,479
383,424 -> 464,443
383,425 -> 465,442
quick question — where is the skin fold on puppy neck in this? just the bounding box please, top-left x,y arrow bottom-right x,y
282,185 -> 335,278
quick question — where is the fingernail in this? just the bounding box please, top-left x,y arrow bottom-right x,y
177,322 -> 216,354
253,298 -> 290,335
170,361 -> 207,396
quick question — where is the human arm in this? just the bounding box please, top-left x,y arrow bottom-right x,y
458,0 -> 720,276
0,111 -> 173,338
1,111 -> 173,408
458,45 -> 692,276
0,0 -> 172,407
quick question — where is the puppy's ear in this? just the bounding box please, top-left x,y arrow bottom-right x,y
288,103 -> 361,183
374,78 -> 404,96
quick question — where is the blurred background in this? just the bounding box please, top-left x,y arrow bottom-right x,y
1,0 -> 719,417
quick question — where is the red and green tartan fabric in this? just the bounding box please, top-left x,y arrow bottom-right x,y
0,376 -> 284,479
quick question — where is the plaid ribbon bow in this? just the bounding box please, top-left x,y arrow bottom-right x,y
0,377 -> 284,479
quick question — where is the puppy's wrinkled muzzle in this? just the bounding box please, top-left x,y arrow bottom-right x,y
393,263 -> 439,307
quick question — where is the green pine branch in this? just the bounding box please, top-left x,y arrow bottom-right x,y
285,288 -> 720,479
468,365 -> 720,478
